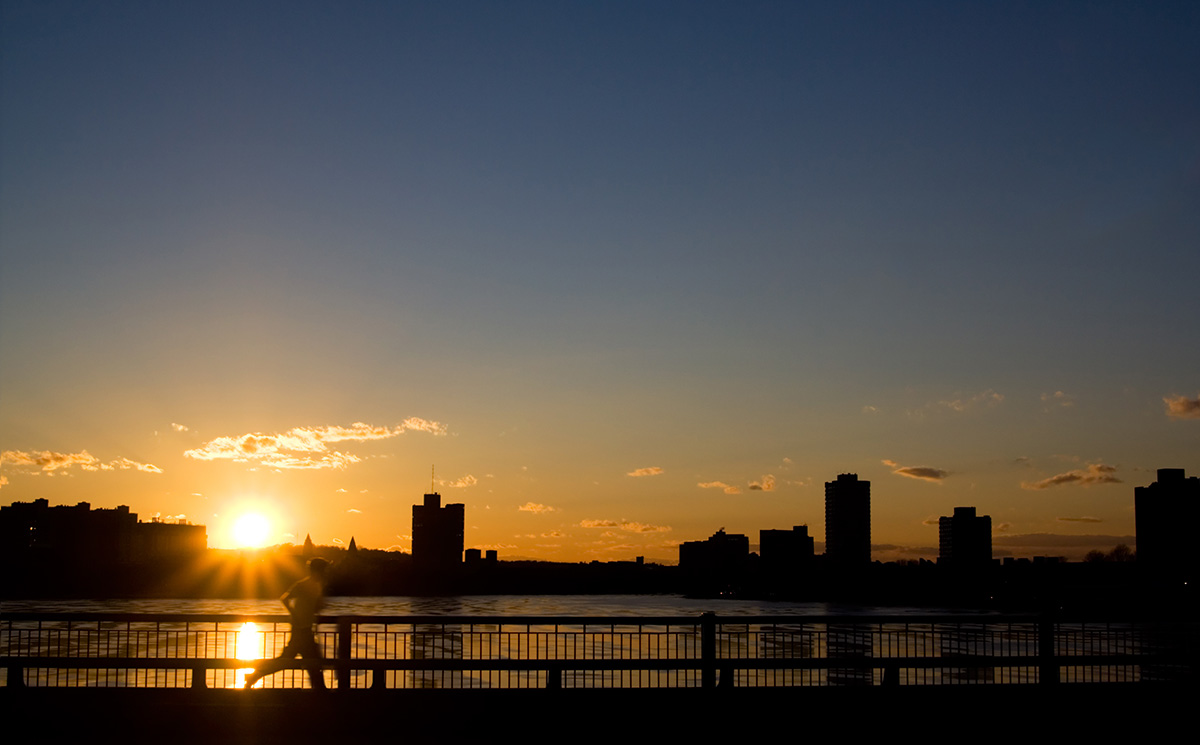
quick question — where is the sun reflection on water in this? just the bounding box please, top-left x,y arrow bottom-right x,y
235,621 -> 262,688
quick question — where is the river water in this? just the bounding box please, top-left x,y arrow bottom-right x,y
0,594 -> 990,617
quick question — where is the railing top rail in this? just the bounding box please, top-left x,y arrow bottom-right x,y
0,611 -> 1111,625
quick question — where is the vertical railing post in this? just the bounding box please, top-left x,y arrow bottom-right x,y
700,612 -> 716,689
1038,613 -> 1059,686
337,617 -> 352,690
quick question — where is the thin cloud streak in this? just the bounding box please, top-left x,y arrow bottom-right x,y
518,502 -> 557,513
698,481 -> 741,495
1,450 -> 162,474
579,519 -> 671,533
939,389 -> 1004,413
1021,463 -> 1121,490
883,459 -> 948,482
627,466 -> 664,477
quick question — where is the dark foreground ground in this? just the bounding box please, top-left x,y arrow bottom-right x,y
3,684 -> 1193,743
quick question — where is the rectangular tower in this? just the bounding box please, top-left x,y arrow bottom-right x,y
824,473 -> 871,568
938,506 -> 991,567
1135,468 -> 1199,579
411,492 -> 464,569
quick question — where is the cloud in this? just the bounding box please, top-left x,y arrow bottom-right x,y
620,521 -> 672,533
1164,394 -> 1200,419
882,459 -> 948,482
1057,516 -> 1102,523
439,475 -> 477,488
518,502 -> 557,513
184,419 -> 444,469
627,466 -> 664,477
2,450 -> 100,471
579,519 -> 670,533
100,457 -> 163,473
346,508 -> 362,514
1021,463 -> 1121,490
1041,391 -> 1074,409
698,481 -> 741,495
939,389 -> 1004,412
861,405 -> 879,414
0,476 -> 7,489
170,422 -> 190,432
748,475 -> 776,491
0,450 -> 161,474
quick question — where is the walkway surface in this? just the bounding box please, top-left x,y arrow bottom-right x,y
2,684 -> 1183,743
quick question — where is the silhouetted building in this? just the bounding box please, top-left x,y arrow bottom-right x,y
1135,468 -> 1199,579
825,474 -> 870,568
0,499 -> 206,563
760,525 -> 815,570
679,529 -> 749,572
134,519 -> 207,560
411,492 -> 464,569
938,507 -> 991,567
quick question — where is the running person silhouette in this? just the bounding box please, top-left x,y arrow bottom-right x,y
244,557 -> 329,689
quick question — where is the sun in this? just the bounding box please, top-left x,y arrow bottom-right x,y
231,512 -> 272,548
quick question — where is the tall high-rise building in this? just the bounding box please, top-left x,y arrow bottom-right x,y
938,506 -> 991,567
1135,468 -> 1199,578
824,473 -> 871,568
411,492 -> 464,569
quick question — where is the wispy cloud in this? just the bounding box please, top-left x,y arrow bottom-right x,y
183,419 -> 444,470
1021,463 -> 1121,490
1057,516 -> 1102,523
580,519 -> 671,533
518,502 -> 557,513
1164,394 -> 1200,419
882,459 -> 948,482
1,450 -> 162,474
938,389 -> 1004,413
1041,391 -> 1074,410
438,474 -> 477,488
748,475 -> 776,491
627,466 -> 664,477
698,481 -> 741,495
170,422 -> 190,432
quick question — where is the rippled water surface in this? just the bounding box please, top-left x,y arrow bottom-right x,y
0,595 -> 988,617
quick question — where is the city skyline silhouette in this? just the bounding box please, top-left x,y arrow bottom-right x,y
2,3 -> 1198,565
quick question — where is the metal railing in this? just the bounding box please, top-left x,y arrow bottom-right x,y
1,612 -> 1193,689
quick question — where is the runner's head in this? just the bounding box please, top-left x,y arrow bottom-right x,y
308,557 -> 329,577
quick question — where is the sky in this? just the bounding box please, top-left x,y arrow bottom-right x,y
2,1 -> 1198,562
